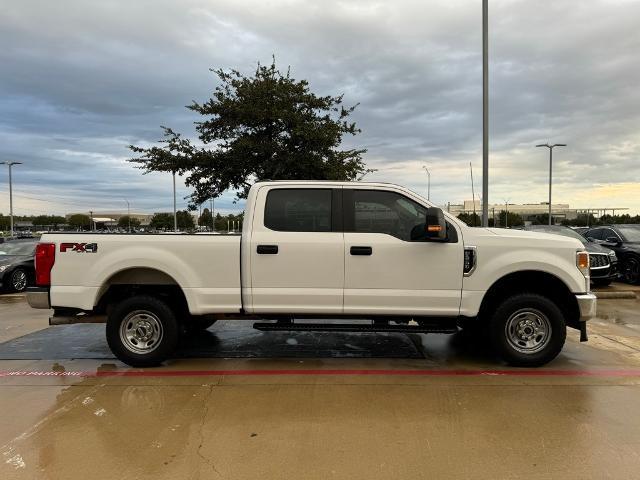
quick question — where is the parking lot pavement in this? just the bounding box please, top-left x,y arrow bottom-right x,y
1,293 -> 640,479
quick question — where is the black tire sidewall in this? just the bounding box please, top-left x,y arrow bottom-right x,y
623,257 -> 640,284
106,295 -> 179,367
490,293 -> 566,367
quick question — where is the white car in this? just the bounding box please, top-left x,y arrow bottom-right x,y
27,181 -> 596,367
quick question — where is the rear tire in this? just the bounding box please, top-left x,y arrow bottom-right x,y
490,293 -> 566,367
106,295 -> 179,367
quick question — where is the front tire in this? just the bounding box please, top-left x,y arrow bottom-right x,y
592,278 -> 612,287
106,295 -> 179,367
490,293 -> 566,367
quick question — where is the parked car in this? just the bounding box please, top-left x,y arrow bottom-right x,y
584,225 -> 640,284
522,225 -> 618,286
27,181 -> 596,368
0,238 -> 37,292
572,227 -> 590,236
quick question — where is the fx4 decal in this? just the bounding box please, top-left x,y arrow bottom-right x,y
60,242 -> 98,253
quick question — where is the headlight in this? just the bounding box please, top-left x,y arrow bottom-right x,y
576,251 -> 590,277
0,265 -> 7,273
608,251 -> 617,258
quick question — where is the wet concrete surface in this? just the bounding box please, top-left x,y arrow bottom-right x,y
1,290 -> 640,479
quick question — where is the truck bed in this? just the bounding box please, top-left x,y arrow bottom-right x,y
42,233 -> 242,314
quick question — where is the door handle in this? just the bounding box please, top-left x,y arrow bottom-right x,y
350,246 -> 372,256
257,245 -> 279,254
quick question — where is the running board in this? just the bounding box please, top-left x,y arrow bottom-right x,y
253,322 -> 458,334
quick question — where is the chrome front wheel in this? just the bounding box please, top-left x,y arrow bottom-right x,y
504,309 -> 551,354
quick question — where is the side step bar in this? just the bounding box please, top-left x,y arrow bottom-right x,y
253,321 -> 458,334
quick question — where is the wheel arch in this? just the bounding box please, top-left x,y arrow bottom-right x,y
478,270 -> 581,330
94,267 -> 190,317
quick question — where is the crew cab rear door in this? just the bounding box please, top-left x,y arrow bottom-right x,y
247,186 -> 344,314
342,187 -> 463,316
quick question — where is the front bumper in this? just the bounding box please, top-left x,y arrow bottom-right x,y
26,287 -> 51,309
576,293 -> 597,321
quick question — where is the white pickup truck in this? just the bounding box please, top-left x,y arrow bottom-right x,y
27,181 -> 596,367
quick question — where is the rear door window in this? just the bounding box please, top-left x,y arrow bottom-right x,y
264,189 -> 332,232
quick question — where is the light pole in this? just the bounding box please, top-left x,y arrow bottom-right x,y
0,161 -> 21,237
536,143 -> 566,225
503,198 -> 510,228
422,165 -> 431,201
172,170 -> 177,232
124,199 -> 131,232
89,210 -> 94,231
211,197 -> 216,232
481,0 -> 489,227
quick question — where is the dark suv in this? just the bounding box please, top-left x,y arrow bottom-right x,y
584,225 -> 640,284
522,225 -> 618,286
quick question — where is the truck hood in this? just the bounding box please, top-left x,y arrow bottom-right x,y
480,228 -> 585,250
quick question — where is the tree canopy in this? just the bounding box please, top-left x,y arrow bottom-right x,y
149,211 -> 194,231
68,214 -> 91,230
129,59 -> 369,206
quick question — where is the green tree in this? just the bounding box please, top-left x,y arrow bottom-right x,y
149,213 -> 174,230
457,212 -> 481,227
117,216 -> 141,230
129,58 -> 369,206
68,214 -> 91,230
149,211 -> 195,231
176,210 -> 195,230
199,208 -> 213,228
496,210 -> 524,228
214,212 -> 244,231
31,215 -> 66,228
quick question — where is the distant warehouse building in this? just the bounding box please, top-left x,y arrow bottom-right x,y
447,200 -> 628,225
66,212 -> 155,229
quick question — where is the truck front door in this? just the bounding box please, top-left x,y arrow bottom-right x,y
342,188 -> 463,316
248,187 -> 344,314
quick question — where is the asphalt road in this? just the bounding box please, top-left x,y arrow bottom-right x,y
1,289 -> 640,479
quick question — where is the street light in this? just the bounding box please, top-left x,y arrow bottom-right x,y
481,0 -> 489,227
503,198 -> 510,228
535,143 -> 567,226
124,199 -> 131,232
422,165 -> 431,201
172,170 -> 177,232
1,161 -> 22,237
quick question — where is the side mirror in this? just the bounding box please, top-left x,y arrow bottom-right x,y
410,207 -> 446,242
425,207 -> 447,240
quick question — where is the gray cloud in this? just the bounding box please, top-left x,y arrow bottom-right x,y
0,0 -> 639,216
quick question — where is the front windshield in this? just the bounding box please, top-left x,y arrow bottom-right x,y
529,226 -> 585,242
617,226 -> 640,242
0,242 -> 36,256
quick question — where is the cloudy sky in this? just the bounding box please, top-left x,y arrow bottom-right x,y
1,0 -> 639,217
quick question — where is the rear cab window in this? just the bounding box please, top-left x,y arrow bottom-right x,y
264,189 -> 332,232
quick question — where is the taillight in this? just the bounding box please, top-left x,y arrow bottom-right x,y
35,243 -> 56,286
